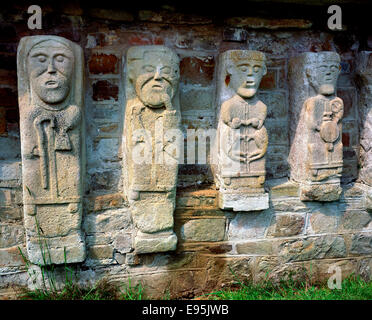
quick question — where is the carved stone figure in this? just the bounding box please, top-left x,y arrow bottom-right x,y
17,36 -> 85,264
214,50 -> 269,211
356,51 -> 372,210
123,46 -> 181,253
289,52 -> 343,201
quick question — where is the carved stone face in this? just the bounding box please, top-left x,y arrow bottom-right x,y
307,58 -> 340,96
27,40 -> 74,105
131,50 -> 179,108
229,59 -> 266,99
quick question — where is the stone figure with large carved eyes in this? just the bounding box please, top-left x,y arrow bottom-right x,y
27,40 -> 74,107
306,60 -> 341,96
129,50 -> 179,109
228,59 -> 267,99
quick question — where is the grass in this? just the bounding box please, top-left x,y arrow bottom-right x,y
18,277 -> 145,300
202,275 -> 372,300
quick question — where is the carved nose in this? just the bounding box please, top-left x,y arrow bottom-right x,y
246,67 -> 253,76
47,60 -> 56,73
153,67 -> 162,80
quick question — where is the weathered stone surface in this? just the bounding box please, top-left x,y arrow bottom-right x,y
228,210 -> 272,240
84,208 -> 132,234
123,46 -> 181,253
181,218 -> 225,242
289,52 -> 343,202
308,204 -> 341,233
236,240 -> 273,255
267,213 -> 305,237
278,235 -> 347,263
88,245 -> 114,260
17,35 -> 86,265
350,233 -> 372,255
0,246 -> 27,267
214,50 -> 269,211
356,52 -> 372,187
0,224 -> 24,248
339,210 -> 372,231
134,231 -> 177,254
219,193 -> 269,211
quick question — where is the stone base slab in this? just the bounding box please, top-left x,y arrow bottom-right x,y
218,192 -> 269,212
300,183 -> 342,202
26,233 -> 86,265
134,231 -> 177,254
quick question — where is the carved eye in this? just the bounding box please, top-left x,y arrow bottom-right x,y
239,66 -> 248,72
253,66 -> 261,73
55,55 -> 65,63
330,65 -> 339,72
38,55 -> 47,63
161,66 -> 171,74
144,65 -> 155,73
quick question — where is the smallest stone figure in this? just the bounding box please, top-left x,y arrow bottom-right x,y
289,52 -> 343,201
215,50 -> 269,211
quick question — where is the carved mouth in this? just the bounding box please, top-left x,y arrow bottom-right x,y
45,80 -> 58,88
245,80 -> 255,87
152,84 -> 163,89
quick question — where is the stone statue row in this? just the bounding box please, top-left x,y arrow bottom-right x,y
16,35 -> 370,265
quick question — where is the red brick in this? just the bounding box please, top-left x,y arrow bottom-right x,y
92,80 -> 119,101
128,35 -> 152,46
89,53 -> 119,75
259,69 -> 276,90
342,132 -> 350,147
180,56 -> 215,86
0,107 -> 6,135
0,87 -> 17,107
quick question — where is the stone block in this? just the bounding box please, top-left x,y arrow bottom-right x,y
0,224 -> 24,248
228,210 -> 272,240
181,218 -> 225,242
88,245 -> 114,260
350,233 -> 372,255
236,240 -> 273,255
0,246 -> 26,267
339,210 -> 372,231
278,235 -> 347,263
219,193 -> 269,212
84,208 -> 132,234
267,213 -> 305,237
134,231 -> 177,254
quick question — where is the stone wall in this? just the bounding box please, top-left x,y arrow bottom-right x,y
0,1 -> 372,299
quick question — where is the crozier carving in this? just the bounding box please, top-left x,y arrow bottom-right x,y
17,36 -> 85,264
289,51 -> 343,201
214,50 -> 269,211
123,46 -> 181,253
